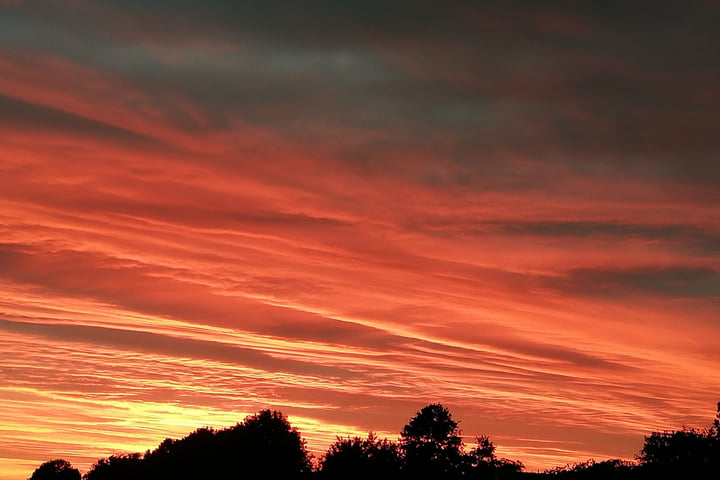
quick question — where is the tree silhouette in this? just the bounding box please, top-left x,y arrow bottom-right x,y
466,434 -> 523,479
215,409 -> 311,478
143,427 -> 217,479
472,435 -> 495,462
83,453 -> 144,480
400,403 -> 466,478
72,409 -> 311,479
320,432 -> 402,478
146,411 -> 311,479
637,428 -> 716,478
466,434 -> 496,479
636,403 -> 720,479
28,460 -> 80,480
712,402 -> 720,438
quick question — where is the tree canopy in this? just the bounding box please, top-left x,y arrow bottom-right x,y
320,432 -> 402,479
400,403 -> 467,478
82,409 -> 310,480
28,459 -> 80,480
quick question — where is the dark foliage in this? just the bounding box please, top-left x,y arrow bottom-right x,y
28,459 -> 81,480
80,409 -> 310,480
466,435 -> 524,479
142,427 -> 218,479
539,402 -> 720,480
401,403 -> 466,478
634,403 -> 720,479
636,427 -> 720,478
320,432 -> 402,479
84,453 -> 143,480
545,459 -> 635,479
220,409 -> 312,477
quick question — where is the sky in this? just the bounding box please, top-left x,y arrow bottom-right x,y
1,0 -> 719,477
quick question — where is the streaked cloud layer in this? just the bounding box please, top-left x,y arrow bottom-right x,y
1,1 -> 718,476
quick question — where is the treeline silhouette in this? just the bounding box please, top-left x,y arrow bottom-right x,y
29,402 -> 720,479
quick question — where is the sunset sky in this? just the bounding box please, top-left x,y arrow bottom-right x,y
1,1 -> 719,477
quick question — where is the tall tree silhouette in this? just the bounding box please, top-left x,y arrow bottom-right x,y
28,459 -> 80,480
320,432 -> 402,479
400,403 -> 466,478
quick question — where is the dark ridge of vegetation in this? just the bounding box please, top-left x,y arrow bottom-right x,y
28,402 -> 720,479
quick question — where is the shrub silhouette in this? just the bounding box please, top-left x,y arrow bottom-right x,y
28,459 -> 80,480
546,459 -> 635,479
